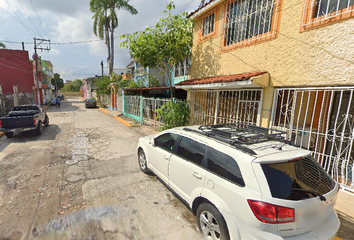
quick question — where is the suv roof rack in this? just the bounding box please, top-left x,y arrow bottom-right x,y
183,123 -> 287,156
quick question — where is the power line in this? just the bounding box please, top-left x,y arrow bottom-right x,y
4,0 -> 36,38
18,0 -> 43,38
28,0 -> 50,39
0,61 -> 33,74
179,0 -> 197,13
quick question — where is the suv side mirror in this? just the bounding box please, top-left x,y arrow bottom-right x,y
150,138 -> 155,146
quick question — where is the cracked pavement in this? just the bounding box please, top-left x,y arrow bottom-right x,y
0,98 -> 201,240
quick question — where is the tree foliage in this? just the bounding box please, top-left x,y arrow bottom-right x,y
96,74 -> 122,95
70,79 -> 83,92
96,76 -> 112,95
90,0 -> 138,75
156,100 -> 190,130
0,42 -> 6,49
120,2 -> 193,99
51,73 -> 64,90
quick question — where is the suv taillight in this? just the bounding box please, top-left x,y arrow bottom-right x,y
33,118 -> 36,125
247,200 -> 295,224
0,120 -> 2,127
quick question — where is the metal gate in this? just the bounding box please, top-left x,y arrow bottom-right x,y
270,87 -> 354,191
189,89 -> 263,126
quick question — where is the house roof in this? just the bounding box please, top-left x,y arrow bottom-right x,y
175,72 -> 268,86
125,62 -> 134,69
124,86 -> 175,92
188,0 -> 217,18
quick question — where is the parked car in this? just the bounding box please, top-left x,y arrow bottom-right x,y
137,124 -> 340,240
0,105 -> 49,138
85,98 -> 97,108
49,98 -> 57,105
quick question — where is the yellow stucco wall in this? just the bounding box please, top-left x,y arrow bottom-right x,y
189,0 -> 354,87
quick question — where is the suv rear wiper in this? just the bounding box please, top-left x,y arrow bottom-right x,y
291,188 -> 326,201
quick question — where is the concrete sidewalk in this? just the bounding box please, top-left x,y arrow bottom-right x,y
98,107 -> 158,136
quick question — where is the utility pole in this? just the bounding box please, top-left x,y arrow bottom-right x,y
101,61 -> 104,78
33,38 -> 50,105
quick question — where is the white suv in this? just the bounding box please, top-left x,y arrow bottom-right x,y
137,124 -> 340,240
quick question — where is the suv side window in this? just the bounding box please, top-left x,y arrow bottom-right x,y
207,147 -> 245,187
175,137 -> 206,166
155,133 -> 179,152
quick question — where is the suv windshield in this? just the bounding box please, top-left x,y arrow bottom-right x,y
261,156 -> 335,200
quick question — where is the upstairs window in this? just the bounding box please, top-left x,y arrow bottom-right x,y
301,0 -> 354,30
202,13 -> 215,36
223,0 -> 281,49
315,0 -> 354,17
199,8 -> 219,43
174,56 -> 191,78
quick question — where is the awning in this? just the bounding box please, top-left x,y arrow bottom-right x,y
175,72 -> 269,90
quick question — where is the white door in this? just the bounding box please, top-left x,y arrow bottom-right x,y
169,136 -> 207,204
149,133 -> 179,183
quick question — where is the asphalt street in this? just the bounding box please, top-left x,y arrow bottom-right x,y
0,97 -> 353,240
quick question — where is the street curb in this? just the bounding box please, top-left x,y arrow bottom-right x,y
99,108 -> 109,114
114,116 -> 132,127
99,107 -> 132,127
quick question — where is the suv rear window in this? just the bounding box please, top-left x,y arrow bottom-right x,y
261,156 -> 335,200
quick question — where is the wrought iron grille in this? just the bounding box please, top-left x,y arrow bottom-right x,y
301,0 -> 354,26
223,0 -> 279,48
270,87 -> 354,191
125,95 -> 140,117
189,89 -> 263,126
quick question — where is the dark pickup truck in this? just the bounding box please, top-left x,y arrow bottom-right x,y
0,105 -> 49,138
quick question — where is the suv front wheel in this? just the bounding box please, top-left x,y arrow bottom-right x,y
196,203 -> 230,240
138,149 -> 151,174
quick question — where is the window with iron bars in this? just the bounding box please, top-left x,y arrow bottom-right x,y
314,0 -> 354,18
202,12 -> 215,36
174,56 -> 191,78
301,0 -> 354,28
224,0 -> 279,47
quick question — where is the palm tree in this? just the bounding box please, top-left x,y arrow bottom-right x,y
90,0 -> 138,76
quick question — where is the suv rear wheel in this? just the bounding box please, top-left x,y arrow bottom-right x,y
196,203 -> 230,240
138,149 -> 151,174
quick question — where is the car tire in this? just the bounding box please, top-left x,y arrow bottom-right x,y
138,149 -> 151,174
36,122 -> 43,135
5,132 -> 13,138
44,116 -> 49,126
196,203 -> 230,240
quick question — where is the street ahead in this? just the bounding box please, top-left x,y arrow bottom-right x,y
0,98 -> 201,239
0,98 -> 353,240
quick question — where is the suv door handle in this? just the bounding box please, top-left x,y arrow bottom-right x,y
192,172 -> 202,180
163,155 -> 169,160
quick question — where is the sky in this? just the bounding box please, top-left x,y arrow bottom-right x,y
0,0 -> 201,82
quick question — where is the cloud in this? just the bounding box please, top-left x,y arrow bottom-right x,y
0,0 -> 201,80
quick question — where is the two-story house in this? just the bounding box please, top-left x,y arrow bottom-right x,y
176,0 -> 354,191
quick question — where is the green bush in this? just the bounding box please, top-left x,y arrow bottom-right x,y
156,100 -> 190,130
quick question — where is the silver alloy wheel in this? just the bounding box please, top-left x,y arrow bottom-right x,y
139,151 -> 147,170
199,210 -> 221,240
